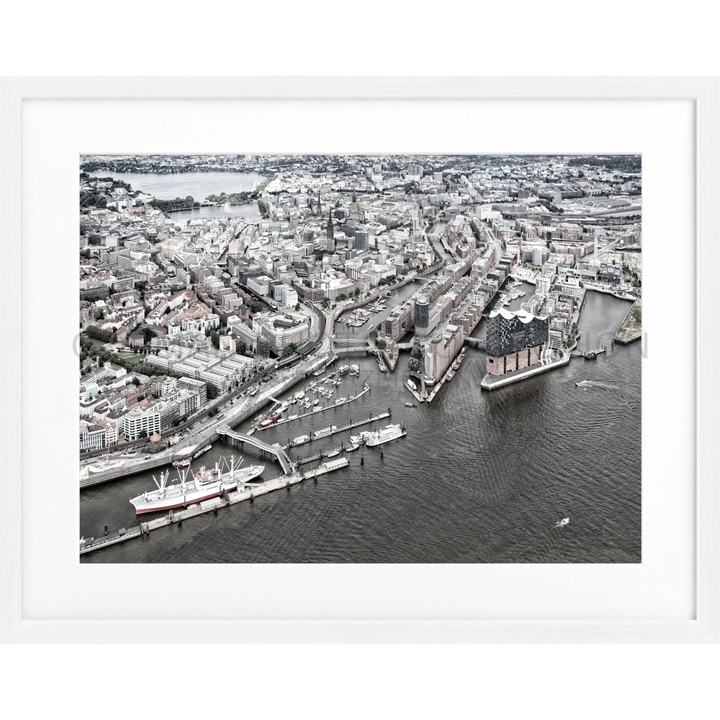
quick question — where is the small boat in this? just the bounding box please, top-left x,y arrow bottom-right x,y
345,444 -> 360,453
326,449 -> 341,458
555,518 -> 570,528
335,397 -> 346,404
405,402 -> 417,408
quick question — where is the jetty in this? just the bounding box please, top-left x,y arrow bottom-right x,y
286,411 -> 391,454
79,459 -> 350,556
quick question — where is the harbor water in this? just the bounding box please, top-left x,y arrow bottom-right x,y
80,291 -> 640,564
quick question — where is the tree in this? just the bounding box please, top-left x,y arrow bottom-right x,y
250,301 -> 264,313
376,339 -> 387,350
408,357 -> 421,372
139,430 -> 148,439
94,308 -> 105,321
369,330 -> 378,341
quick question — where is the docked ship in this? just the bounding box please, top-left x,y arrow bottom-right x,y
349,364 -> 360,376
259,410 -> 282,428
365,424 -> 406,447
338,364 -> 351,375
313,425 -> 337,440
193,444 -> 212,460
129,458 -> 265,515
376,356 -> 387,372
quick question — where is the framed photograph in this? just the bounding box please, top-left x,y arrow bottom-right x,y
1,77 -> 717,643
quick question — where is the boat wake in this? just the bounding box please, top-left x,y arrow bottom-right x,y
575,380 -> 622,395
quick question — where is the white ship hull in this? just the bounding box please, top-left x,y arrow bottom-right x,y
365,425 -> 406,447
130,464 -> 265,514
131,482 -> 224,514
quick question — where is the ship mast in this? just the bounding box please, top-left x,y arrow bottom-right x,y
152,470 -> 169,497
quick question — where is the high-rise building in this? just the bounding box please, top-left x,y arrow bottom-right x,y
485,308 -> 548,376
423,323 -> 464,383
354,230 -> 369,252
415,294 -> 430,330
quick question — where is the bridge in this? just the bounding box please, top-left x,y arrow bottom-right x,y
217,426 -> 295,475
333,338 -> 370,349
336,347 -> 370,357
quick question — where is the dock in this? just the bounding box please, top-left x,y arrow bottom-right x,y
255,382 -> 370,431
79,459 -> 351,556
286,411 -> 391,455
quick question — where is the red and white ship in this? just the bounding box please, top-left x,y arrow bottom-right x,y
130,457 -> 265,515
259,410 -> 282,428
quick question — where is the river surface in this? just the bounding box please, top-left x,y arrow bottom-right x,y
80,291 -> 640,564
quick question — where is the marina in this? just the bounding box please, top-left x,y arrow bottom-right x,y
254,381 -> 371,430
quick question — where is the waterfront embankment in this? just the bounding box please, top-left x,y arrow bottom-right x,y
615,300 -> 642,344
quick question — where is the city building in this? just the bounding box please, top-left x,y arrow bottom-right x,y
414,294 -> 430,330
423,323 -> 465,383
485,308 -> 549,376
